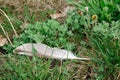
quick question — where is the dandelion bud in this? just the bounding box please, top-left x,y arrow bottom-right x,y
78,10 -> 83,15
85,6 -> 88,13
92,15 -> 97,20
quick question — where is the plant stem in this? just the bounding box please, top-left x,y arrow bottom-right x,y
0,9 -> 18,37
0,24 -> 13,47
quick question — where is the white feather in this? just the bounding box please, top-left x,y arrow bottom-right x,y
13,43 -> 90,60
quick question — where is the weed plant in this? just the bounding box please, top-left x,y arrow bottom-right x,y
67,0 -> 120,22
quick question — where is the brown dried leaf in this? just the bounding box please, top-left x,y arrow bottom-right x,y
20,22 -> 28,30
0,34 -> 8,46
50,6 -> 76,19
50,13 -> 62,19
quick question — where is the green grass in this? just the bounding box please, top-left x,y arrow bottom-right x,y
0,0 -> 120,80
67,0 -> 120,22
90,37 -> 120,80
0,53 -> 90,80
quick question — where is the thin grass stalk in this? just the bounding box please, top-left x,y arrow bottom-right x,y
0,9 -> 18,37
117,71 -> 120,80
0,24 -> 13,46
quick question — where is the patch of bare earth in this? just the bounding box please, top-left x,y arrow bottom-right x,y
0,0 -> 68,21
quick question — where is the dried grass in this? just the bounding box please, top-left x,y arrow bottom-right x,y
0,0 -> 68,21
1,0 -> 67,11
